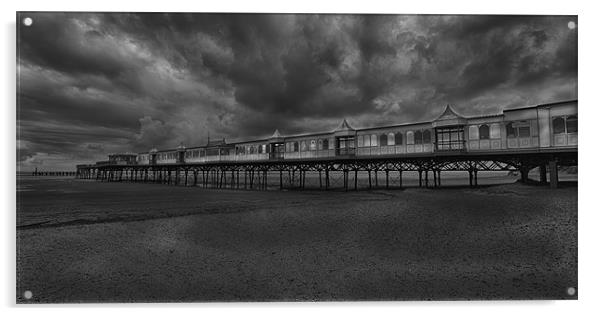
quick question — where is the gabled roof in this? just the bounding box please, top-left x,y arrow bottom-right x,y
334,118 -> 354,132
435,104 -> 465,121
270,129 -> 282,138
432,104 -> 467,128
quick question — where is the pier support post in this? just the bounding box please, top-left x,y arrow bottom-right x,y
474,170 -> 478,186
325,169 -> 330,189
399,170 -> 403,188
319,170 -> 322,188
469,170 -> 473,187
385,170 -> 389,189
280,170 -> 283,190
375,169 -> 379,188
539,163 -> 547,183
354,170 -> 358,190
520,166 -> 529,183
549,160 -> 558,189
368,170 -> 372,189
418,170 -> 423,187
437,170 -> 441,187
265,170 -> 269,190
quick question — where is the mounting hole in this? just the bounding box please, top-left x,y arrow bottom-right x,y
23,290 -> 33,299
568,21 -> 576,30
567,287 -> 576,296
23,17 -> 33,26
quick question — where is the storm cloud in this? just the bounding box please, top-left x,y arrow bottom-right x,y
17,13 -> 577,170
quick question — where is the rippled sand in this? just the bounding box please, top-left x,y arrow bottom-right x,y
16,177 -> 577,302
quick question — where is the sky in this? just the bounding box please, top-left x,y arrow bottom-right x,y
17,13 -> 577,171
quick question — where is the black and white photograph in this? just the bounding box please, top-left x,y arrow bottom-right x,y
15,10 -> 578,303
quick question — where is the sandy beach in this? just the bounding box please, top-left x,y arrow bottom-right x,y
16,176 -> 577,302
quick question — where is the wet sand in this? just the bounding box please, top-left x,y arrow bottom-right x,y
16,177 -> 577,302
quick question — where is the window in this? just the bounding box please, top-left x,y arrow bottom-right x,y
395,132 -> 403,145
414,130 -> 423,144
423,130 -> 431,144
469,125 -> 479,139
490,124 -> 501,139
357,135 -> 364,147
380,134 -> 388,146
518,126 -> 530,137
370,135 -> 377,147
553,117 -> 566,134
479,124 -> 490,139
322,139 -> 329,150
363,135 -> 370,147
387,133 -> 395,146
250,146 -> 256,154
318,139 -> 323,150
566,115 -> 577,133
506,123 -> 516,138
310,140 -> 317,150
293,142 -> 299,152
301,141 -> 307,151
407,131 -> 415,145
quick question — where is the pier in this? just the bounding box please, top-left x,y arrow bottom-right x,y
76,100 -> 578,190
76,149 -> 576,190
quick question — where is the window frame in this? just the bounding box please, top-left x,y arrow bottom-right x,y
566,115 -> 577,133
414,130 -> 423,145
479,124 -> 490,140
553,117 -> 566,134
423,129 -> 431,144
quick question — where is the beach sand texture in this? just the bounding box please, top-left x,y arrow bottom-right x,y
16,177 -> 577,302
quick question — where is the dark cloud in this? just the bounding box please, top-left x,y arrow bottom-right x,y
17,13 -> 577,170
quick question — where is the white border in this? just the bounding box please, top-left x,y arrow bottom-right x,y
3,0 -> 601,315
